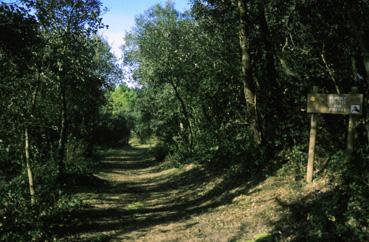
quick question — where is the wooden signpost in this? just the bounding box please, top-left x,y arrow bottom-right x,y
307,93 -> 363,115
306,86 -> 363,183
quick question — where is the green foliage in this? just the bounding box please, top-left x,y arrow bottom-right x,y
272,146 -> 369,241
123,1 -> 369,240
96,84 -> 140,148
1,0 -> 369,240
123,2 -> 253,169
277,145 -> 307,180
0,1 -> 118,240
109,84 -> 137,117
0,163 -> 83,241
339,146 -> 369,240
151,143 -> 169,162
94,113 -> 131,148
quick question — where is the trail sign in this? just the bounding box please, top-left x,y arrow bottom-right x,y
306,87 -> 363,183
307,94 -> 363,115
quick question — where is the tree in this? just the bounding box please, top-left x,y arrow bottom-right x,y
237,0 -> 261,144
0,2 -> 41,205
0,1 -> 121,240
124,3 -> 197,152
22,0 -> 106,181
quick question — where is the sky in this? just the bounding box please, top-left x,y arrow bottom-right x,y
100,0 -> 191,60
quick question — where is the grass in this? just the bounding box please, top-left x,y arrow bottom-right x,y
126,201 -> 145,210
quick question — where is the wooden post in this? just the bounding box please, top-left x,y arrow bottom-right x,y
346,87 -> 359,162
307,86 -> 318,183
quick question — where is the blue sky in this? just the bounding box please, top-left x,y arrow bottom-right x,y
2,0 -> 190,59
100,0 -> 191,59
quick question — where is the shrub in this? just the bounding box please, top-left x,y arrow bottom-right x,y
0,161 -> 84,241
277,145 -> 307,180
94,114 -> 131,148
152,143 -> 169,162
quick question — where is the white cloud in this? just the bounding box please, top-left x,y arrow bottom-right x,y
101,31 -> 125,60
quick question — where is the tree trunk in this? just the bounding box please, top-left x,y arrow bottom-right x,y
351,56 -> 369,144
238,0 -> 261,144
348,11 -> 369,144
169,80 -> 194,149
24,127 -> 35,205
257,0 -> 283,152
58,85 -> 67,182
257,0 -> 277,89
24,72 -> 41,205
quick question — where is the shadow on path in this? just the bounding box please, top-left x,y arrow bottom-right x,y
57,145 -> 261,241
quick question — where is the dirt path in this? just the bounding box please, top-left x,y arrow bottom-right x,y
61,145 -> 298,242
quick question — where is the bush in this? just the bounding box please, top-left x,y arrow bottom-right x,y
273,145 -> 369,241
0,174 -> 54,241
94,114 -> 131,148
0,161 -> 84,241
152,143 -> 169,162
341,146 -> 369,240
278,145 -> 307,179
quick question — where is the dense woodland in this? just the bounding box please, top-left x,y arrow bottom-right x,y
1,0 -> 369,241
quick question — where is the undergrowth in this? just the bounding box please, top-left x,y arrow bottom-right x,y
0,157 -> 98,241
271,145 -> 369,241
